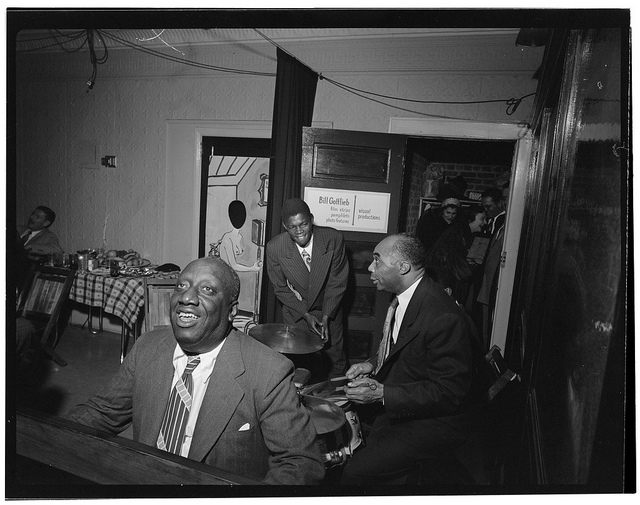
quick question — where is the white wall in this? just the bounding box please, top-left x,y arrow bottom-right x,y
14,30 -> 543,265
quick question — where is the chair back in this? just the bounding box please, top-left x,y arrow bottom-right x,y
482,345 -> 518,403
19,265 -> 76,348
143,278 -> 177,333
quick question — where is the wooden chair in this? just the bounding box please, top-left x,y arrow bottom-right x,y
142,278 -> 177,333
408,345 -> 519,485
17,265 -> 76,367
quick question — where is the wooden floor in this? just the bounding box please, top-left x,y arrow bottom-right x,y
15,322 -> 129,419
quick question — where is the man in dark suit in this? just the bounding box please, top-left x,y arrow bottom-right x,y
340,233 -> 484,484
266,198 -> 349,380
18,206 -> 64,260
477,186 -> 508,346
69,257 -> 324,485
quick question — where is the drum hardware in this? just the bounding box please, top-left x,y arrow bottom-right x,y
315,408 -> 364,469
248,323 -> 323,354
299,394 -> 346,435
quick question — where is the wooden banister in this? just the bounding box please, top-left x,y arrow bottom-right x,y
15,409 -> 260,485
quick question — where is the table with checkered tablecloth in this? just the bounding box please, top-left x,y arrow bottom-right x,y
69,271 -> 180,361
69,272 -> 146,329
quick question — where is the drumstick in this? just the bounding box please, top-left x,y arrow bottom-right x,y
330,375 -> 348,382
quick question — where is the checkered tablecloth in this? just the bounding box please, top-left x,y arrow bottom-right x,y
69,272 -> 146,327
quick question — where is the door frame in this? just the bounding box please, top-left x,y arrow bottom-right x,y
389,117 -> 534,352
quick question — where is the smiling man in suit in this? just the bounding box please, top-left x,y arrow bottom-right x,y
340,233 -> 485,485
69,256 -> 324,485
266,198 -> 349,380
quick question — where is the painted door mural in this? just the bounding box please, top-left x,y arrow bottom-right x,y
199,137 -> 270,333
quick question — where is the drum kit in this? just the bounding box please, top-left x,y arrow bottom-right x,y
248,323 -> 363,468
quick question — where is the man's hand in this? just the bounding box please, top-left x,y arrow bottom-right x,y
344,377 -> 384,404
303,313 -> 323,338
344,361 -> 373,379
320,314 -> 330,342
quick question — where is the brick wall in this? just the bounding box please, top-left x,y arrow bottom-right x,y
405,153 -> 510,233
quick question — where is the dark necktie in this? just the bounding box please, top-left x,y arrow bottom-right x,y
375,297 -> 399,374
20,230 -> 32,246
157,356 -> 201,455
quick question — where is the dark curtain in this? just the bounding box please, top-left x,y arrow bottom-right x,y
261,48 -> 318,324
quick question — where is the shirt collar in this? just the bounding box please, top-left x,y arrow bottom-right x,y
172,338 -> 226,382
397,275 -> 423,309
295,234 -> 314,255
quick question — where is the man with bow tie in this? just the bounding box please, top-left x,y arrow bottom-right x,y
340,233 -> 485,485
266,198 -> 349,380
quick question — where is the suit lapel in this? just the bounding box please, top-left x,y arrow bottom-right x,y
138,331 -> 176,446
385,276 -> 431,362
282,236 -> 310,295
307,228 -> 330,306
188,331 -> 246,462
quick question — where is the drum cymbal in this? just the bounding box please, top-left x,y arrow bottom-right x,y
248,323 -> 323,354
300,394 -> 346,434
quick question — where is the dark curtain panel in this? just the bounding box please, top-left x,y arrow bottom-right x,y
261,48 -> 318,324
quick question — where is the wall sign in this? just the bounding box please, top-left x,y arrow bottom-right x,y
304,187 -> 390,233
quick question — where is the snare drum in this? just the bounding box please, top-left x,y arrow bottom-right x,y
317,407 -> 363,468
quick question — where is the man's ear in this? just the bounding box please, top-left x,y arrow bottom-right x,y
228,301 -> 239,322
398,260 -> 411,275
309,214 -> 314,225
43,220 -> 52,228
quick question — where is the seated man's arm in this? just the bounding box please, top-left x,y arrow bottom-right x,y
67,348 -> 135,434
258,358 -> 325,485
26,231 -> 64,256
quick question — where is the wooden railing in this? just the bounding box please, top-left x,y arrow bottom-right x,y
14,409 -> 260,485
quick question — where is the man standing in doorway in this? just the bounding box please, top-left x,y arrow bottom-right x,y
266,198 -> 349,380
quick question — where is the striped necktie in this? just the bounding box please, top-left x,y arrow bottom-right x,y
301,249 -> 311,271
157,356 -> 201,455
375,297 -> 399,374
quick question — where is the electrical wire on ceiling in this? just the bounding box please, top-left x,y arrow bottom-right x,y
86,30 -> 109,91
17,28 -> 536,116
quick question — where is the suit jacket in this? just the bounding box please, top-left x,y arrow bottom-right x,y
372,275 -> 484,434
266,226 -> 348,327
18,226 -> 63,257
477,214 -> 506,305
69,328 -> 325,485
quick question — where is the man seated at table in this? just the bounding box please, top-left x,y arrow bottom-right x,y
18,206 -> 64,261
68,257 -> 325,485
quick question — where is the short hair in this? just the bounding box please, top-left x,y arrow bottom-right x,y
203,256 -> 241,303
391,233 -> 426,270
466,205 -> 486,223
37,205 -> 56,226
481,187 -> 503,204
281,198 -> 311,222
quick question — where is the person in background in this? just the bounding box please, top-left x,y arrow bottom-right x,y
266,198 -> 349,380
339,233 -> 485,485
18,206 -> 64,261
415,197 -> 462,253
69,257 -> 324,485
480,188 -> 506,237
477,187 -> 508,347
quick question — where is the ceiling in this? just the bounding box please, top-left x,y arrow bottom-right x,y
14,27 -> 525,54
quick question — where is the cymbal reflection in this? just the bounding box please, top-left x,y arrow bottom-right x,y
248,323 -> 323,354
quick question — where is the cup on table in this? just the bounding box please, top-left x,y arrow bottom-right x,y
77,254 -> 88,272
109,259 -> 120,277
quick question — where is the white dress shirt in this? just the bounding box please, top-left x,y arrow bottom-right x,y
169,340 -> 224,457
21,228 -> 43,246
295,235 -> 314,264
392,276 -> 423,343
